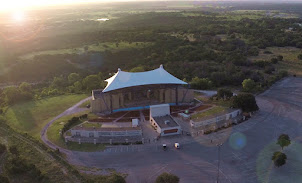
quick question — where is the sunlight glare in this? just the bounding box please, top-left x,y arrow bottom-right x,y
12,11 -> 25,22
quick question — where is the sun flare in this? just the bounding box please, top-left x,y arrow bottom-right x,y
12,11 -> 25,22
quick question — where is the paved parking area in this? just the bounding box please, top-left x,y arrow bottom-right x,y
66,77 -> 302,183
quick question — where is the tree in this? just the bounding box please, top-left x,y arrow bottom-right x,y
298,54 -> 302,60
242,79 -> 256,92
74,81 -> 83,93
19,82 -> 33,100
217,88 -> 233,100
3,87 -> 20,105
19,82 -> 32,93
155,172 -> 180,183
190,77 -> 212,90
51,76 -> 67,89
272,151 -> 287,167
232,93 -> 259,112
277,134 -> 291,150
82,75 -> 101,91
130,66 -> 145,72
68,73 -> 80,84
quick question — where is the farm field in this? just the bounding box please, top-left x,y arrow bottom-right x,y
4,94 -> 88,139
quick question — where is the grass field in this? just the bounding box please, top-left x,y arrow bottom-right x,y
191,106 -> 226,120
20,41 -> 153,60
47,112 -> 105,152
4,94 -> 88,139
249,47 -> 302,75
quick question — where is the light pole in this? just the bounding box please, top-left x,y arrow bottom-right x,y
216,143 -> 222,183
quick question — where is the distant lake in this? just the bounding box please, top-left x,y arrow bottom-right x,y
97,18 -> 109,21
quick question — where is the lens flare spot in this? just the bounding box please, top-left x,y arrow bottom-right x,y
229,132 -> 247,150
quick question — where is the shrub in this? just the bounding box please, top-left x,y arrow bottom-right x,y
217,88 -> 233,100
253,60 -> 271,68
0,175 -> 9,183
272,151 -> 287,167
298,54 -> 302,60
232,93 -> 259,112
277,70 -> 288,78
277,55 -> 283,61
0,143 -> 6,154
271,58 -> 278,64
263,50 -> 273,54
156,172 -> 180,183
242,79 -> 256,92
264,66 -> 275,74
190,77 -> 212,90
105,173 -> 126,183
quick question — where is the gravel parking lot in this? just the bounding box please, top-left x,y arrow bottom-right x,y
66,77 -> 302,183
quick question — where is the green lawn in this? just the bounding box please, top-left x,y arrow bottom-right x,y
47,112 -> 105,152
191,106 -> 226,120
20,41 -> 153,60
4,94 -> 88,139
79,100 -> 91,108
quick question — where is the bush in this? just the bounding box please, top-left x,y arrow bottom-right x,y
263,50 -> 273,54
217,88 -> 233,100
190,77 -> 212,90
277,55 -> 283,61
0,143 -> 6,154
155,172 -> 180,183
298,54 -> 302,60
242,79 -> 257,92
277,70 -> 288,78
105,173 -> 126,183
264,66 -> 275,74
0,175 -> 9,183
271,58 -> 278,64
253,60 -> 271,68
272,151 -> 287,167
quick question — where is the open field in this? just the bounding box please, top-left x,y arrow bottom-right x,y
20,41 -> 153,60
249,47 -> 302,75
4,94 -> 88,139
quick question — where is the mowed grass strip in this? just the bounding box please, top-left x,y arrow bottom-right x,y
4,94 -> 88,139
47,112 -> 105,152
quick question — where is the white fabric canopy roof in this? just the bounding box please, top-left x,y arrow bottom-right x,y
103,65 -> 187,93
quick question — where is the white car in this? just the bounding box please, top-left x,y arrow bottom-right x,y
174,143 -> 180,149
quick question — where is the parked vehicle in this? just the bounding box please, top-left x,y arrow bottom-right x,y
163,144 -> 167,151
174,143 -> 180,149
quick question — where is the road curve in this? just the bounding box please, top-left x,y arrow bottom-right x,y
40,96 -> 91,152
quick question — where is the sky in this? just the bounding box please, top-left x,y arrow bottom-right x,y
0,0 -> 131,12
1,0 -> 301,12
